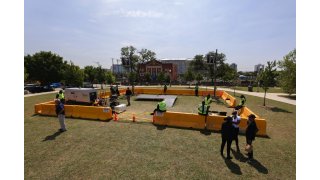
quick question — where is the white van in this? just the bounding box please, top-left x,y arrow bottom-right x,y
65,88 -> 97,104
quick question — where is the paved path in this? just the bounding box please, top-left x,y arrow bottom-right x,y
24,90 -> 59,97
25,85 -> 296,105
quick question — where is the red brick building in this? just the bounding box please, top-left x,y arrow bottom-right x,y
138,60 -> 178,82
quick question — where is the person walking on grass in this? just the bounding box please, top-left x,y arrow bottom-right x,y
164,84 -> 167,94
195,84 -> 199,96
221,116 -> 235,159
125,87 -> 132,106
245,114 -> 259,161
55,98 -> 66,132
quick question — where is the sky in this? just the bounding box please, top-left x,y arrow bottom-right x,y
24,0 -> 296,71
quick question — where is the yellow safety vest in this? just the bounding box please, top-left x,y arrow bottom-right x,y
158,101 -> 167,111
204,97 -> 212,105
198,104 -> 208,115
239,97 -> 246,106
58,93 -> 64,99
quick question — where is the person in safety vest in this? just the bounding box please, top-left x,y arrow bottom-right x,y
204,94 -> 212,106
198,101 -> 209,115
152,100 -> 167,115
58,90 -> 64,101
235,95 -> 246,110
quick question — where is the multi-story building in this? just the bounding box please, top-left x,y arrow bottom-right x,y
159,58 -> 192,75
138,60 -> 178,81
230,63 -> 237,72
254,64 -> 264,72
111,64 -> 128,74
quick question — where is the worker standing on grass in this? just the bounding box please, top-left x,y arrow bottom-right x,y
245,114 -> 259,161
198,101 -> 209,115
204,94 -> 212,106
125,87 -> 132,106
164,84 -> 167,94
220,116 -> 235,159
55,98 -> 67,132
195,84 -> 199,96
58,90 -> 64,101
232,111 -> 241,152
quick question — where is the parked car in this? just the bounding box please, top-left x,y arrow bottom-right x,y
24,84 -> 54,93
50,82 -> 62,88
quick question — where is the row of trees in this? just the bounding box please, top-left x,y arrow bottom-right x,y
24,51 -> 116,87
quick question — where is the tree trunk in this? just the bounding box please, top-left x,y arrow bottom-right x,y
263,89 -> 267,106
132,84 -> 135,95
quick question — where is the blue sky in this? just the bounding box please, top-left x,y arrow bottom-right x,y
24,0 -> 295,71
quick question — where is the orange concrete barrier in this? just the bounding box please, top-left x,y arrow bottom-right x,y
34,102 -> 112,121
153,111 -> 206,129
238,107 -> 259,118
206,115 -> 226,131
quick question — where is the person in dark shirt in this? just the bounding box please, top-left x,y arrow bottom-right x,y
245,114 -> 259,160
220,116 -> 235,159
164,84 -> 167,94
125,87 -> 132,106
55,99 -> 66,132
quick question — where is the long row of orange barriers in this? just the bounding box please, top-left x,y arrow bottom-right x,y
34,87 -> 267,136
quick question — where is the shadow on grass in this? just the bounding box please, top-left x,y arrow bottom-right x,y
270,107 -> 292,113
231,149 -> 247,162
278,95 -> 296,100
200,129 -> 211,135
247,159 -> 269,174
224,158 -> 242,175
42,131 -> 63,141
156,125 -> 167,130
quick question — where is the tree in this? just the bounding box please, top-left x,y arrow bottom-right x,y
121,46 -> 139,72
84,66 -> 97,83
278,49 -> 296,95
138,48 -> 156,63
24,51 -> 68,84
189,55 -> 206,73
185,70 -> 195,88
95,65 -> 106,89
63,61 -> 84,87
259,61 -> 277,106
105,71 -> 115,85
144,73 -> 151,84
24,67 -> 28,82
165,74 -> 171,84
195,73 -> 203,84
157,71 -> 165,86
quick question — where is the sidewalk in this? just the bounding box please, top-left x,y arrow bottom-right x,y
24,90 -> 59,97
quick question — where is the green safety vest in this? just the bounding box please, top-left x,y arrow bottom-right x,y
204,97 -> 212,105
58,93 -> 64,99
198,104 -> 208,115
239,97 -> 246,106
195,85 -> 199,90
158,101 -> 167,111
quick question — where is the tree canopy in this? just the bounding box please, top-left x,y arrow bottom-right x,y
278,49 -> 296,95
258,61 -> 277,106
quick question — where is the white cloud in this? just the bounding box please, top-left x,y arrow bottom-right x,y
97,9 -> 164,18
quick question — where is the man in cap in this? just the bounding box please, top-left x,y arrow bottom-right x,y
220,116 -> 235,159
245,114 -> 259,161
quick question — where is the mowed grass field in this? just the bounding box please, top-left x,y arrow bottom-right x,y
25,87 -> 296,179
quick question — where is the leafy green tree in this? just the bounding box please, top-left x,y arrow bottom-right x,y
138,48 -> 156,62
24,67 -> 28,82
24,51 -> 68,84
105,71 -> 115,85
165,74 -> 171,84
195,73 -> 203,84
185,70 -> 195,88
278,49 -> 296,95
84,66 -> 97,83
144,73 -> 151,84
121,46 -> 139,72
128,72 -> 137,94
64,62 -> 84,87
157,71 -> 165,86
259,61 -> 277,106
189,55 -> 206,73
95,65 -> 106,89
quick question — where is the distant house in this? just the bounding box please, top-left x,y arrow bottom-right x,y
138,60 -> 178,81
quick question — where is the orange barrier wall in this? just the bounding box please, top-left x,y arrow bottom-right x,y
220,91 -> 237,107
153,111 -> 206,129
238,107 -> 259,118
34,101 -> 112,121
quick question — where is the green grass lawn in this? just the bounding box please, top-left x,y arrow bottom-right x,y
25,88 -> 296,179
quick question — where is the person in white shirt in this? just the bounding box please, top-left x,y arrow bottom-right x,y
232,111 -> 241,152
